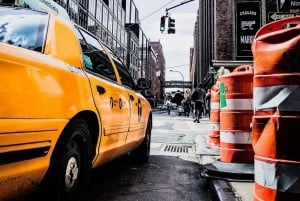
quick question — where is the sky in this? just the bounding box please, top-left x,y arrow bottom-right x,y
133,0 -> 199,82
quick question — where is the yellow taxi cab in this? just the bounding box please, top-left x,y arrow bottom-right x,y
0,6 -> 152,201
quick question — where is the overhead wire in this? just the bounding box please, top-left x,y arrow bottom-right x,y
139,0 -> 177,21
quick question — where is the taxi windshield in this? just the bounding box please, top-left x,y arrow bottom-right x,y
0,8 -> 48,52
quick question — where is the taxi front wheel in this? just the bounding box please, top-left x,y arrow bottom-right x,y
36,119 -> 93,201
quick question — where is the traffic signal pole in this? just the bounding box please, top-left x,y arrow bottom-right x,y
160,0 -> 195,34
165,0 -> 195,15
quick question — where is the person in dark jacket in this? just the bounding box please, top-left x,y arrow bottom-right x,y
182,89 -> 191,117
191,83 -> 206,123
205,88 -> 211,118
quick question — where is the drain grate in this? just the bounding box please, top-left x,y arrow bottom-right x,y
162,144 -> 191,153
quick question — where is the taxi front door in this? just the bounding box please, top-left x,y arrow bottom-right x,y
76,28 -> 130,164
113,61 -> 145,146
126,90 -> 145,144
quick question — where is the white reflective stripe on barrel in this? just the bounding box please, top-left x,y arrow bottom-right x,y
255,159 -> 300,193
220,131 -> 252,144
221,99 -> 253,110
210,102 -> 220,110
254,85 -> 300,111
210,123 -> 220,131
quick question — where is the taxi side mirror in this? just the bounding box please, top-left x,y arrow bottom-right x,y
136,78 -> 152,90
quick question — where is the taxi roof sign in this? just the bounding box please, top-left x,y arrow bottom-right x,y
18,0 -> 70,20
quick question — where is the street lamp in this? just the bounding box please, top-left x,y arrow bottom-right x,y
170,70 -> 184,93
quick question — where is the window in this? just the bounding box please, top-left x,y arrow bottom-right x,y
111,56 -> 135,89
74,27 -> 117,82
102,6 -> 108,29
69,0 -> 79,22
0,9 -> 48,52
88,0 -> 96,15
96,1 -> 102,22
107,13 -> 112,33
78,7 -> 88,29
79,0 -> 88,7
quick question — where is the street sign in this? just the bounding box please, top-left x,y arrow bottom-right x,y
268,12 -> 295,21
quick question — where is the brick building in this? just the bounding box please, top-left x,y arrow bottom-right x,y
149,41 -> 166,105
192,0 -> 299,89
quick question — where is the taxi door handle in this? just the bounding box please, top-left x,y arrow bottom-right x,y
130,95 -> 134,101
96,85 -> 106,94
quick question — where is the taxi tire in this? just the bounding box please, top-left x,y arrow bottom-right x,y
37,118 -> 93,201
130,118 -> 152,164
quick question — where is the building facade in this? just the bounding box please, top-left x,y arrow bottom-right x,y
149,41 -> 166,105
193,0 -> 300,89
3,0 -> 167,106
8,0 -> 152,82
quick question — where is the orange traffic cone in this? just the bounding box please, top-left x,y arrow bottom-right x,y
219,65 -> 254,163
207,84 -> 220,148
252,16 -> 300,201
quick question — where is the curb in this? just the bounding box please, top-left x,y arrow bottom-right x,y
201,160 -> 254,182
209,179 -> 237,201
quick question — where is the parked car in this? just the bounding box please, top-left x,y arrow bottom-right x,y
0,7 -> 152,201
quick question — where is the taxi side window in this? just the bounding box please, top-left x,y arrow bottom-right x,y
114,59 -> 136,89
74,27 -> 117,82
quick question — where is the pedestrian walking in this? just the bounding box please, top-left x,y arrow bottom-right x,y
191,83 -> 206,123
166,99 -> 171,115
205,88 -> 211,118
182,89 -> 191,117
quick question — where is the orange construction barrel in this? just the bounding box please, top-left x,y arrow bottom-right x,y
207,84 -> 220,148
252,16 -> 300,201
219,65 -> 254,163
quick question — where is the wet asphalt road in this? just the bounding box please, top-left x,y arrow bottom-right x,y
88,155 -> 213,201
87,111 -> 214,201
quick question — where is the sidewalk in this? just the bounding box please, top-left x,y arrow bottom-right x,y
191,117 -> 254,201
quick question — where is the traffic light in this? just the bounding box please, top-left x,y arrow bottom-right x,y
160,16 -> 166,32
168,17 -> 175,34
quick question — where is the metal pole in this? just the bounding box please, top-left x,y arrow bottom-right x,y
166,0 -> 195,14
170,70 -> 184,93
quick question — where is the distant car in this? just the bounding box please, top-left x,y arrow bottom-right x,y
0,7 -> 152,201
